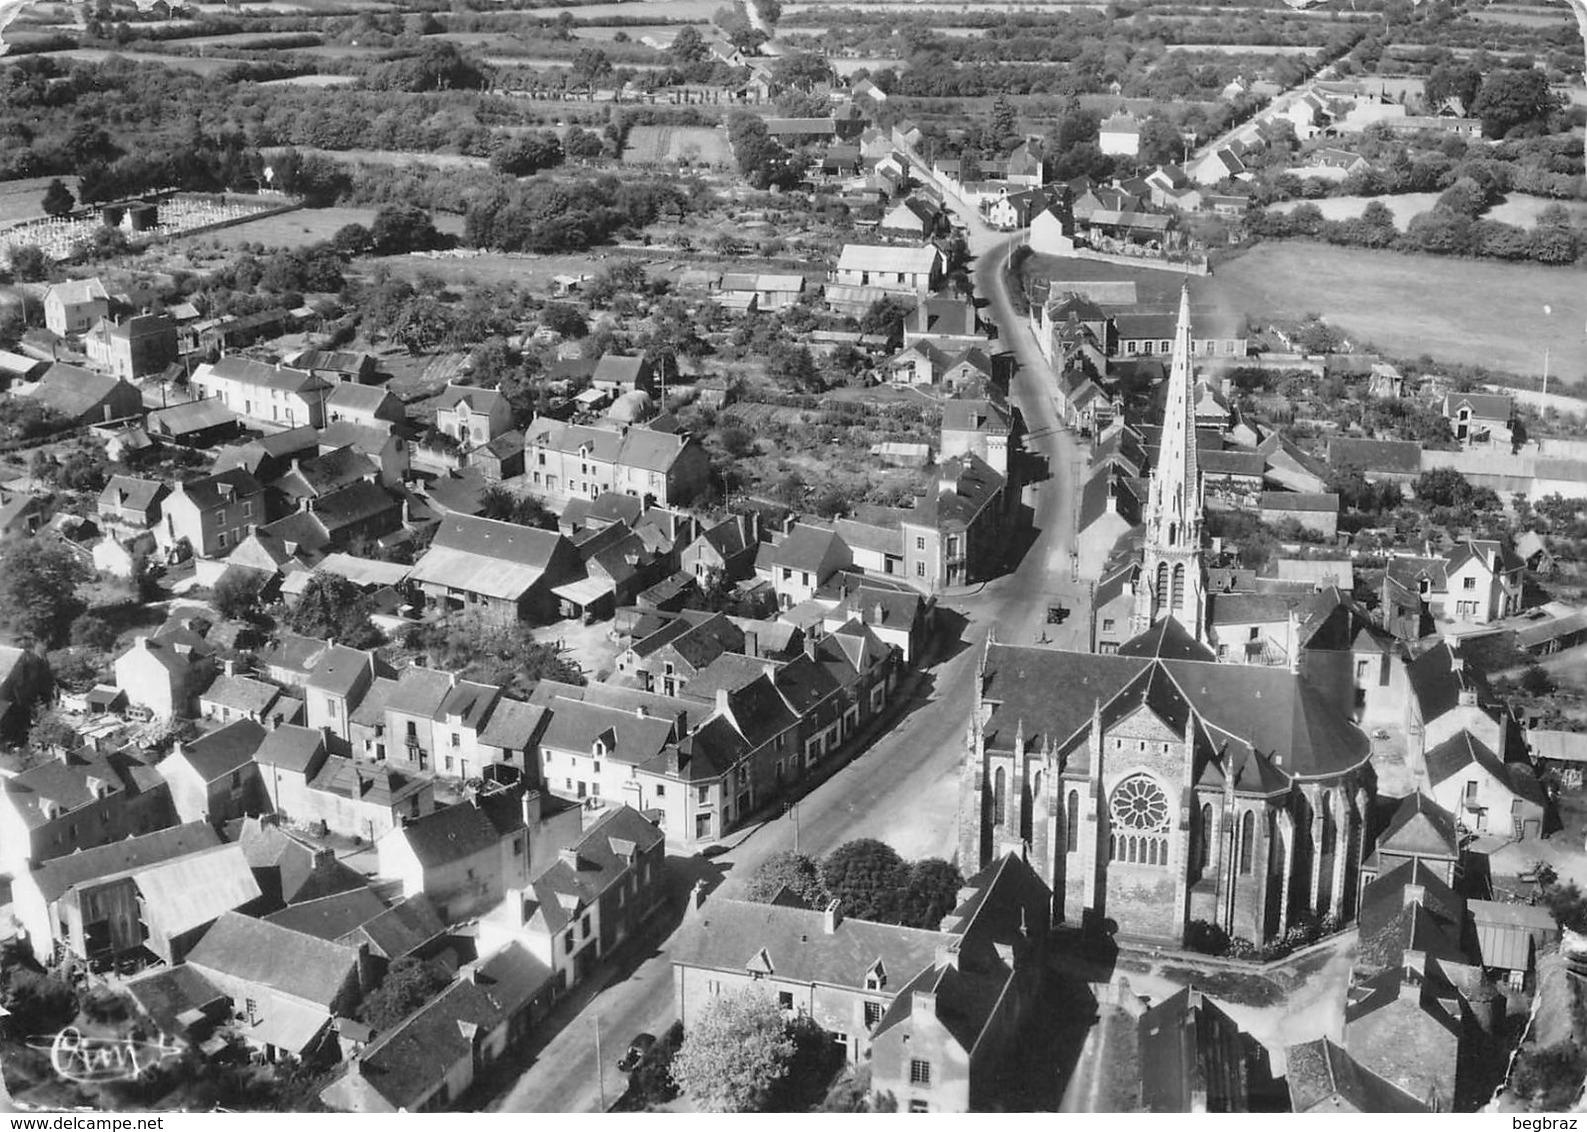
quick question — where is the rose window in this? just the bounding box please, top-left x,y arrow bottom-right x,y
1110,776 -> 1169,833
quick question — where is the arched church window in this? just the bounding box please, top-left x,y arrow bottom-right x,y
1167,522 -> 1178,547
1066,791 -> 1080,853
1199,803 -> 1213,874
993,767 -> 1006,827
1239,811 -> 1255,875
1155,562 -> 1170,607
1172,563 -> 1186,609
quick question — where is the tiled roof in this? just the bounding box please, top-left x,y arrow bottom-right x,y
252,724 -> 327,775
1286,1038 -> 1429,1113
391,799 -> 521,870
186,910 -> 361,1008
180,719 -> 267,782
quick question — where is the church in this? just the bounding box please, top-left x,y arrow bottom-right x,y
958,288 -> 1374,945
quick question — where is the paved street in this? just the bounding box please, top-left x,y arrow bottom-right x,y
486,185 -> 1083,1113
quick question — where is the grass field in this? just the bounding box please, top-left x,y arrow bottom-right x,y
261,146 -> 489,169
16,48 -> 246,73
1268,192 -> 1587,229
621,124 -> 732,166
259,73 -> 358,86
1213,242 -> 1587,384
0,174 -> 81,227
175,206 -> 464,250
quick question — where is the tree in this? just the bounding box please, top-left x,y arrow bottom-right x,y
7,245 -> 48,283
285,572 -> 383,649
1473,69 -> 1557,139
68,612 -> 117,651
359,957 -> 451,1030
1512,1041 -> 1587,1111
670,990 -> 795,1112
1425,60 -> 1483,115
28,705 -> 77,756
669,24 -> 707,64
767,342 -> 824,393
822,839 -> 908,923
539,301 -> 588,339
990,94 -> 1018,144
41,178 -> 74,218
492,131 -> 565,177
897,858 -> 963,929
572,46 -> 613,88
368,204 -> 441,255
770,51 -> 833,92
746,851 -> 829,907
213,570 -> 266,621
1137,118 -> 1185,167
0,538 -> 87,648
1541,881 -> 1587,933
1414,467 -> 1478,508
478,486 -> 557,529
859,295 -> 913,339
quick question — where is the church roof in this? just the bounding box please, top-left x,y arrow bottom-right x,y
1118,617 -> 1216,662
1376,793 -> 1459,861
980,637 -> 1369,785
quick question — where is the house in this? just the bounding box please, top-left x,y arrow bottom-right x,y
433,383 -> 513,450
261,634 -> 330,690
1100,113 -> 1141,156
12,821 -> 223,965
325,383 -> 403,428
22,363 -> 142,425
1258,491 -> 1339,538
159,468 -> 265,558
1424,729 -> 1547,840
1443,392 -> 1512,446
522,417 -> 712,508
305,644 -> 384,748
318,941 -> 551,1113
1137,987 -> 1260,1112
407,514 -> 584,624
43,278 -> 110,335
1406,640 -> 1504,757
717,274 -> 806,312
1187,146 -> 1248,186
1444,539 -> 1525,623
941,390 -> 1011,477
477,805 -> 665,995
0,744 -> 175,875
1380,556 -> 1449,640
1285,1039 -> 1430,1112
680,514 -> 761,585
0,491 -> 47,538
259,480 -> 403,560
1029,205 -> 1077,256
114,633 -> 213,721
126,842 -> 264,965
1358,792 -> 1461,897
903,296 -> 983,348
987,187 -> 1057,230
674,852 -> 1050,1112
900,455 -> 1007,592
1111,311 -> 1247,359
381,666 -> 457,777
376,789 -> 576,924
1469,900 -> 1558,990
191,358 -> 331,432
83,314 -> 179,380
591,354 -> 655,394
880,198 -> 940,236
157,719 -> 269,824
300,757 -> 436,843
282,349 -> 377,385
232,816 -> 369,908
833,244 -> 943,294
619,612 -> 745,696
199,672 -> 286,725
755,522 -> 853,609
185,911 -> 369,1063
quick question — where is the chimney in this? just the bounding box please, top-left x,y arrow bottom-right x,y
635,704 -> 648,719
401,498 -> 410,525
938,465 -> 958,497
872,601 -> 885,625
1401,948 -> 1427,989
1403,883 -> 1426,909
745,630 -> 759,659
689,878 -> 708,911
715,687 -> 730,717
560,846 -> 581,868
223,658 -> 237,677
522,788 -> 543,828
823,899 -> 842,934
935,939 -> 960,970
805,635 -> 819,661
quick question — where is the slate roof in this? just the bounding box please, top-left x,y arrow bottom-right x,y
524,805 -> 663,934
1136,986 -> 1249,1113
1424,729 -> 1547,806
836,244 -> 941,275
186,910 -> 361,1008
339,894 -> 446,959
203,357 -> 327,396
1358,859 -> 1467,971
1405,642 -> 1482,722
979,639 -> 1368,782
200,674 -> 280,715
27,364 -> 135,420
2,747 -> 164,829
540,696 -> 677,767
252,724 -> 326,775
476,698 -> 547,751
176,467 -> 263,511
31,822 -> 222,903
264,887 -> 388,940
1285,1038 -> 1430,1113
407,514 -> 568,601
124,963 -> 227,1041
136,843 -> 263,940
1327,437 -> 1421,475
1375,793 -> 1459,861
180,719 -> 267,782
307,645 -> 376,699
262,634 -> 330,677
309,757 -> 428,810
391,799 -> 522,870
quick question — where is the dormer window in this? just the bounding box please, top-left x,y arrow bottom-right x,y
594,739 -> 607,759
865,960 -> 886,991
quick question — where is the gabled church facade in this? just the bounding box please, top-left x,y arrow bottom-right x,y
958,288 -> 1374,946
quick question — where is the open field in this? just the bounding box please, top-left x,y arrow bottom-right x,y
1213,242 -> 1587,384
1163,43 -> 1317,54
357,249 -> 622,290
259,73 -> 358,86
524,0 -> 724,18
0,174 -> 81,227
1269,192 -> 1587,229
1470,6 -> 1573,24
173,206 -> 464,251
3,47 -> 246,73
259,146 -> 489,170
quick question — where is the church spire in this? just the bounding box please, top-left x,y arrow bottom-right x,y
1132,284 -> 1207,640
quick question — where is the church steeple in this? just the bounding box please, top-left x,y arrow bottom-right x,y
1132,284 -> 1207,640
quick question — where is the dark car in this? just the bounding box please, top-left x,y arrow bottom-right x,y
617,1033 -> 657,1073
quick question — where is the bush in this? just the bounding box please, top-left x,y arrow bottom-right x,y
5,969 -> 79,1033
1511,1040 -> 1587,1111
1184,919 -> 1230,956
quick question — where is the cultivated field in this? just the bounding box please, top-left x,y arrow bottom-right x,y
259,73 -> 358,86
526,0 -> 723,18
1213,242 -> 1587,384
1268,192 -> 1587,229
10,48 -> 245,73
259,146 -> 489,170
621,124 -> 732,167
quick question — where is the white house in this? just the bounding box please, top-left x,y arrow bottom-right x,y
44,278 -> 110,336
1099,113 -> 1141,156
833,244 -> 944,294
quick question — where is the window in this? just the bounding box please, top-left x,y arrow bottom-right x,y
217,530 -> 227,550
1465,779 -> 1479,801
1463,576 -> 1477,590
513,837 -> 523,856
909,1101 -> 929,1113
698,785 -> 709,804
1238,811 -> 1255,874
916,562 -> 926,578
445,756 -> 454,772
406,721 -> 417,738
655,784 -> 666,798
593,761 -> 601,774
242,501 -> 252,518
451,732 -> 461,748
910,1059 -> 932,1087
1102,619 -> 1115,633
582,914 -> 592,939
1066,790 -> 1080,853
778,991 -> 794,1010
864,1001 -> 883,1028
326,697 -> 338,717
564,931 -> 574,954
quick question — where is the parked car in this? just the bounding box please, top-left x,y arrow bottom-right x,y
617,1033 -> 657,1073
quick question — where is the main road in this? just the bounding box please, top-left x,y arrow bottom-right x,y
487,190 -> 1084,1114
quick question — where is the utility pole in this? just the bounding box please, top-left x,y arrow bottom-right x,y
1543,347 -> 1551,398
593,1010 -> 606,1111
